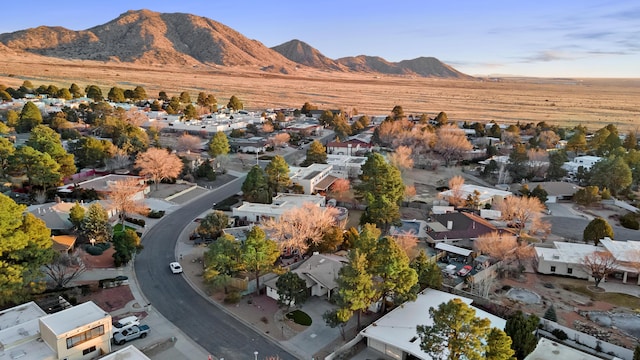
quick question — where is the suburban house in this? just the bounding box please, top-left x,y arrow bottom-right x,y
232,193 -> 326,223
0,301 -> 112,360
326,154 -> 368,179
562,155 -> 602,174
283,122 -> 323,136
358,288 -> 506,360
438,184 -> 512,208
29,200 -> 117,232
229,136 -> 268,153
535,238 -> 640,284
390,219 -> 429,240
326,139 -> 372,156
265,253 -> 347,303
424,212 -> 499,244
62,174 -> 149,200
51,234 -> 77,254
522,181 -> 581,203
289,163 -> 337,195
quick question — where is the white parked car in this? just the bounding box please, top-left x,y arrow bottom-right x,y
169,262 -> 183,274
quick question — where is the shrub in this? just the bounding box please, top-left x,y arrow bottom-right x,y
147,210 -> 165,219
224,291 -> 242,304
124,216 -> 146,227
552,329 -> 568,340
620,213 -> 640,230
85,245 -> 104,256
95,242 -> 111,251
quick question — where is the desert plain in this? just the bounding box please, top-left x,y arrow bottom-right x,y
1,51 -> 639,130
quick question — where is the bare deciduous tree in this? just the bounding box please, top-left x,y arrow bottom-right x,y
404,185 -> 417,202
538,130 -> 560,150
475,231 -> 534,268
433,124 -> 473,166
262,202 -> 339,254
527,148 -> 550,179
388,145 -> 414,172
107,148 -> 131,170
262,122 -> 274,133
271,133 -> 290,148
176,133 -> 202,152
125,108 -> 147,127
392,232 -> 420,259
43,252 -> 86,289
108,178 -> 148,225
447,175 -> 466,207
497,196 -> 548,235
329,178 -> 351,202
581,250 -> 618,288
135,148 -> 183,190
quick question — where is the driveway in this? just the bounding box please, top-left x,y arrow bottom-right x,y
135,176 -> 297,360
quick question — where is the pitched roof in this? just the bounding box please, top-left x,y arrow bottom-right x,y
427,212 -> 497,241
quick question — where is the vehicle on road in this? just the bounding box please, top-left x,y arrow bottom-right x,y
112,324 -> 150,345
169,262 -> 183,274
457,265 -> 472,277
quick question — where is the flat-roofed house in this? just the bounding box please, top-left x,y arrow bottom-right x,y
232,193 -> 326,223
290,163 -> 337,195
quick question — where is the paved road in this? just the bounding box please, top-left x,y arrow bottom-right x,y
545,216 -> 640,242
135,176 -> 297,360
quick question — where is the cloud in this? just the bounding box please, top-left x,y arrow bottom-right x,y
446,60 -> 505,69
567,31 -> 615,40
520,50 -> 578,63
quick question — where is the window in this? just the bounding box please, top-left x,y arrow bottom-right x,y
83,346 -> 96,355
550,266 -> 556,272
567,268 -> 573,274
66,325 -> 105,349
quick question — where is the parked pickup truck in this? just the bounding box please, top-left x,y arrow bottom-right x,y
112,324 -> 150,345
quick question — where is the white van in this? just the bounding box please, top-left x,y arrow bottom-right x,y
113,316 -> 139,330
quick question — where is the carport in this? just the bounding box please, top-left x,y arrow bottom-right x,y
435,243 -> 473,262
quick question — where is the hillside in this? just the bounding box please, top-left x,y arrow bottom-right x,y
0,9 -> 297,69
0,9 -> 469,78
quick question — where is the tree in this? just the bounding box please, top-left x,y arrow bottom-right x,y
589,156 -> 632,196
323,308 -> 349,340
574,186 -> 601,206
68,202 -> 85,230
265,155 -> 290,194
547,150 -> 568,180
369,236 -> 418,310
504,311 -> 539,360
623,131 -> 638,150
275,271 -> 308,309
391,105 -> 405,121
333,114 -> 352,141
68,136 -> 116,169
26,125 -> 76,178
537,130 -> 560,149
475,231 -> 520,262
135,148 -> 183,190
242,165 -> 271,203
530,185 -> 548,203
0,194 -> 55,306
583,217 -> 614,245
388,145 -> 414,172
0,89 -> 12,101
634,345 -> 640,360
174,133 -> 201,153
0,137 -> 15,179
179,91 -> 191,104
581,250 -> 617,288
543,305 -> 557,322
497,196 -> 548,235
10,146 -> 62,191
43,252 -> 86,289
80,203 -> 112,243
108,178 -> 147,226
85,85 -> 103,101
240,227 -> 280,296
203,234 -> 242,292
227,95 -> 243,111
69,83 -> 83,98
417,298 -> 492,360
262,202 -> 339,254
108,87 -> 125,102
329,178 -> 351,202
208,132 -> 230,158
197,211 -> 229,240
112,229 -> 141,267
300,102 -> 318,115
485,328 -> 515,360
410,250 -> 442,290
464,190 -> 482,209
434,111 -> 448,126
132,86 -> 147,100
336,249 -> 375,329
300,140 -> 327,166
356,153 -> 405,231
447,175 -> 466,207
158,90 -> 170,101
183,104 -> 198,120
433,124 -> 473,167
17,101 -> 43,133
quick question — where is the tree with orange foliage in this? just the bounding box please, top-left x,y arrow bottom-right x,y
475,231 -> 534,268
107,177 -> 149,226
261,202 -> 339,254
388,145 -> 414,172
329,178 -> 351,202
135,148 -> 183,190
497,196 -> 548,235
447,175 -> 465,207
581,250 -> 618,288
176,133 -> 202,152
433,124 -> 473,166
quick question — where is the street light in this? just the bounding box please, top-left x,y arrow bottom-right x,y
254,351 -> 258,360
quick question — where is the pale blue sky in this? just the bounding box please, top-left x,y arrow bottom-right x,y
1,0 -> 638,77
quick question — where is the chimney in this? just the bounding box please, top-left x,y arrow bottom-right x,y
447,221 -> 453,230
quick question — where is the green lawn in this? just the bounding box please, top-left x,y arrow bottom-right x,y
113,224 -> 135,234
562,283 -> 640,309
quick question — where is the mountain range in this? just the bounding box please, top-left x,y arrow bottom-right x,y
0,9 -> 470,79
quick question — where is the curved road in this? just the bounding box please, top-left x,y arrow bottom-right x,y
135,176 -> 297,360
545,216 -> 640,242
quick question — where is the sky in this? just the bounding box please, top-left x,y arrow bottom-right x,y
1,0 -> 639,78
